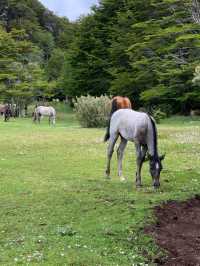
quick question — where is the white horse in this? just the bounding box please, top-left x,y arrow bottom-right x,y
33,106 -> 56,125
104,109 -> 165,188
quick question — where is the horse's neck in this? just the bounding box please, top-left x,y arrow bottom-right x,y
147,134 -> 155,156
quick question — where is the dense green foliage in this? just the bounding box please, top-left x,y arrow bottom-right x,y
0,0 -> 75,52
0,0 -> 76,111
1,0 -> 200,113
62,0 -> 200,113
0,27 -> 54,110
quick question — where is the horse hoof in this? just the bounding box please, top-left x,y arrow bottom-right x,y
105,172 -> 111,180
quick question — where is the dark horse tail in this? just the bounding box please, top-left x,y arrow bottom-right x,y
104,99 -> 118,142
104,118 -> 110,142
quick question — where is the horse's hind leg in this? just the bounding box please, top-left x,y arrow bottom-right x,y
135,144 -> 147,187
117,137 -> 127,182
52,116 -> 56,125
38,114 -> 41,123
49,114 -> 55,125
105,134 -> 118,179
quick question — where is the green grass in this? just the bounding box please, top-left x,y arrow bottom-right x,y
0,110 -> 200,265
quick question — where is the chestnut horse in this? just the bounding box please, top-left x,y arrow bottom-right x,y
110,96 -> 132,116
104,96 -> 132,141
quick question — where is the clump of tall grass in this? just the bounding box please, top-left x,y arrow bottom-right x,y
74,95 -> 111,128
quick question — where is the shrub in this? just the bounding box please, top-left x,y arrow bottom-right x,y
152,108 -> 167,123
74,95 -> 111,128
156,103 -> 172,117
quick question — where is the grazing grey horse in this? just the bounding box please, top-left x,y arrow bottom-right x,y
33,106 -> 56,125
104,109 -> 165,188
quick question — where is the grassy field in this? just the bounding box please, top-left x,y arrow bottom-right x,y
0,106 -> 200,265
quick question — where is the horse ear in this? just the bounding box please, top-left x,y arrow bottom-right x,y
159,153 -> 166,161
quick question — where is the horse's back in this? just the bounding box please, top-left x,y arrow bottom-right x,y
110,109 -> 149,141
36,106 -> 56,116
112,109 -> 148,124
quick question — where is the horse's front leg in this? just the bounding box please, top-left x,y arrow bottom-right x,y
135,144 -> 147,187
105,134 -> 118,179
117,137 -> 127,182
4,113 -> 9,122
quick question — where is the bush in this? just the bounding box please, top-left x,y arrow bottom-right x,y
152,108 -> 167,123
156,103 -> 172,117
74,95 -> 111,128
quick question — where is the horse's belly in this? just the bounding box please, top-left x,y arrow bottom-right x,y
119,126 -> 146,143
119,127 -> 135,141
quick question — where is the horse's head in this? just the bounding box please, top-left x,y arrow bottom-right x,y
149,154 -> 165,188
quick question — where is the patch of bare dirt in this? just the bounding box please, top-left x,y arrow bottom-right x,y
146,195 -> 200,266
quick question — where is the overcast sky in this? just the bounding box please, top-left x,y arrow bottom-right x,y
39,0 -> 99,21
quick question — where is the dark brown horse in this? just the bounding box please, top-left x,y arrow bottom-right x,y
0,104 -> 12,122
104,96 -> 132,141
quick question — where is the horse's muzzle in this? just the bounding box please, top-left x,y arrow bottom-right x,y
153,179 -> 160,189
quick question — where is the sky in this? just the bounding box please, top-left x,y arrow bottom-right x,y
39,0 -> 99,21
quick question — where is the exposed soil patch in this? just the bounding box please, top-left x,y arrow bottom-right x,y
146,195 -> 200,266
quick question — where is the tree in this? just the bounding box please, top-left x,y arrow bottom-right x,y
0,0 -> 77,102
46,48 -> 65,80
63,0 -> 200,113
0,27 -> 54,114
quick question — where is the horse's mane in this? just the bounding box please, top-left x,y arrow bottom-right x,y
148,116 -> 158,158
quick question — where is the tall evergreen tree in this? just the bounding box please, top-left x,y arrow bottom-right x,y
62,0 -> 200,113
0,0 -> 76,102
0,27 -> 53,110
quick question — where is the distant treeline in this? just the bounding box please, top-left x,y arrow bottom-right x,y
0,0 -> 200,114
0,0 -> 76,113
